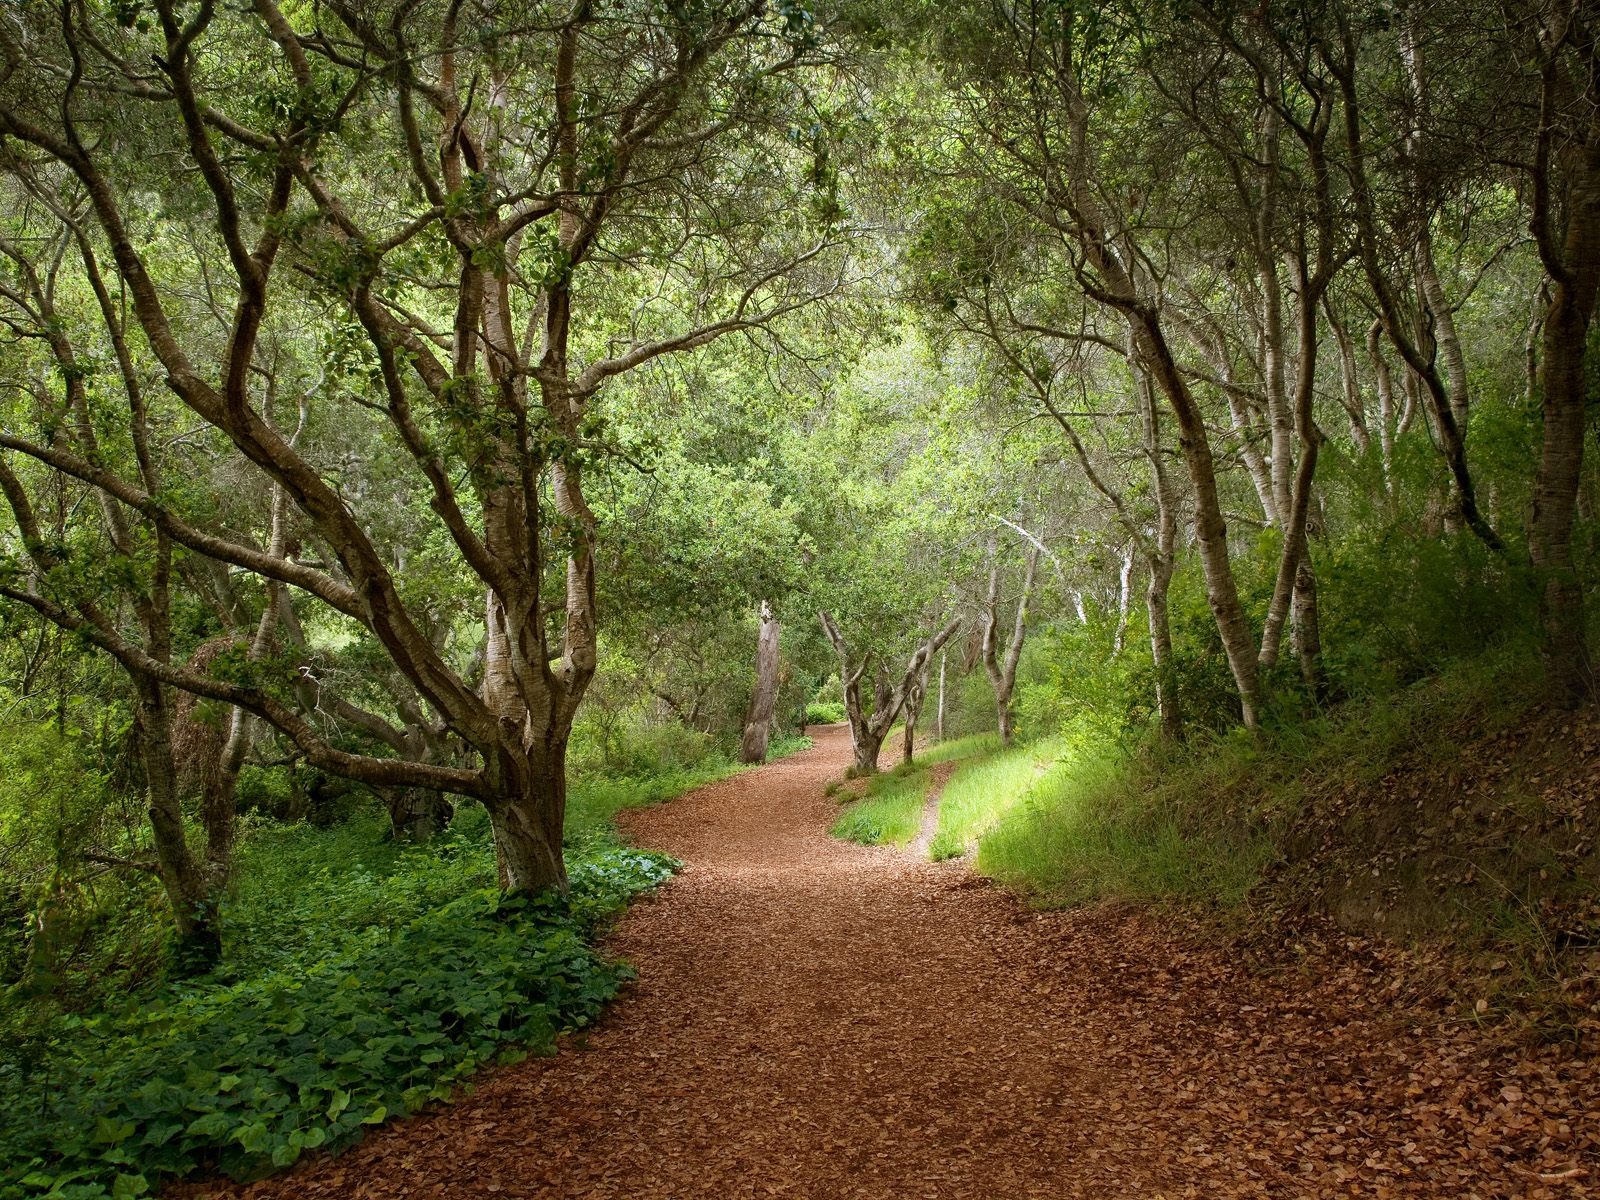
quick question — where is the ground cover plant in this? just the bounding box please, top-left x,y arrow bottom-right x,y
0,734 -> 809,1199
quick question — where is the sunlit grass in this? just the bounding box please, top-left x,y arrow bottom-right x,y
915,731 -> 1002,766
830,771 -> 929,846
831,732 -> 1003,847
928,737 -> 1062,860
975,744 -> 1273,909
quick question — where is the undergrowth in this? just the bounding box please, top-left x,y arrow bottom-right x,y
830,771 -> 928,845
976,643 -> 1546,913
0,736 -> 811,1199
830,733 -> 1000,847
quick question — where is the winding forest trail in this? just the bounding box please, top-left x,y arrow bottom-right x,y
215,725 -> 1596,1199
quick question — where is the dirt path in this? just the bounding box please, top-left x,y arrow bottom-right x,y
211,725 -> 1597,1199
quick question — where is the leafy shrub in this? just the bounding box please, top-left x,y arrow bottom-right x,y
0,848 -> 676,1199
803,700 -> 846,725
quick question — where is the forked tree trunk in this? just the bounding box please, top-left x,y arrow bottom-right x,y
981,543 -> 1041,746
820,611 -> 962,776
902,661 -> 929,763
487,747 -> 569,894
740,600 -> 781,764
483,593 -> 572,894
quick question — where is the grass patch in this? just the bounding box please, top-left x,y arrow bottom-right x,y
976,745 -> 1273,908
830,733 -> 1002,848
831,771 -> 929,846
974,642 -> 1547,914
914,732 -> 1002,766
928,737 -> 1062,861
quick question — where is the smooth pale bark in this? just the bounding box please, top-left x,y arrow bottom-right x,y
1113,543 -> 1136,656
819,612 -> 962,776
1138,377 -> 1185,742
740,601 -> 781,764
1258,253 -> 1328,683
1326,301 -> 1372,455
1366,320 -> 1397,488
1255,107 -> 1292,527
935,650 -> 947,742
981,544 -> 1041,746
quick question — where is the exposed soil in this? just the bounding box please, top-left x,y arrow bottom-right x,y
194,725 -> 1599,1199
910,758 -> 960,856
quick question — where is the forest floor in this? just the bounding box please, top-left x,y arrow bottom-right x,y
191,725 -> 1599,1199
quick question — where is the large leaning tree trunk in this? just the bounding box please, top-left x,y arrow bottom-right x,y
818,612 -> 963,776
1527,1 -> 1600,705
740,601 -> 782,764
981,543 -> 1042,746
0,0 -> 840,899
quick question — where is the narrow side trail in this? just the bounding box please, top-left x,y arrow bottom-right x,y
212,727 -> 1596,1199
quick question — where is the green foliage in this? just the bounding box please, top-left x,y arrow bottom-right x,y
803,700 -> 846,725
0,848 -> 673,1199
977,743 -> 1274,910
974,642 -> 1548,914
0,725 -> 824,1199
829,733 -> 998,846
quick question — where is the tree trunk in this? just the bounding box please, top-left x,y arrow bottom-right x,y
819,611 -> 961,776
935,650 -> 947,742
1137,320 -> 1264,727
1291,553 -> 1325,695
383,787 -> 455,841
1527,22 -> 1600,707
1534,237 -> 1598,706
902,661 -> 928,763
135,682 -> 221,973
740,600 -> 781,764
1148,560 -> 1182,741
488,748 -> 568,894
1113,543 -> 1136,655
851,724 -> 887,776
1327,303 -> 1372,454
982,543 -> 1041,746
1367,319 -> 1397,490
